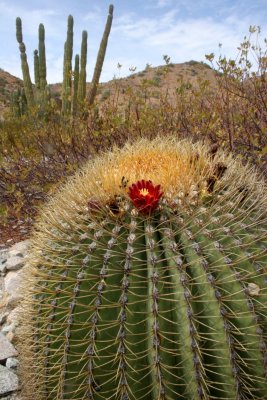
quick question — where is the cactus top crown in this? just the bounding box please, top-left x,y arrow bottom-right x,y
36,136 -> 264,218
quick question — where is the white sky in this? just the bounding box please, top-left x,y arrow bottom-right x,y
0,0 -> 266,83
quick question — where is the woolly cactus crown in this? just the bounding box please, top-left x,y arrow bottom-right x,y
19,137 -> 267,400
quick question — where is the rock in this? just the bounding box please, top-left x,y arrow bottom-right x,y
0,364 -> 19,395
0,250 -> 8,273
0,332 -> 18,360
0,311 -> 9,325
5,256 -> 24,271
6,331 -> 15,343
0,240 -> 29,398
2,322 -> 17,337
9,241 -> 30,257
6,357 -> 19,369
0,263 -> 7,274
4,270 -> 25,306
0,393 -> 21,400
6,309 -> 20,326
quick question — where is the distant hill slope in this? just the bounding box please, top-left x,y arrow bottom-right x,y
0,61 -> 217,117
0,69 -> 23,118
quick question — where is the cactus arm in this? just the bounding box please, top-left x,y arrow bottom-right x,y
88,5 -> 113,106
34,50 -> 40,89
62,15 -> 74,115
16,17 -> 34,108
38,24 -> 47,92
72,54 -> 79,115
77,30 -> 87,103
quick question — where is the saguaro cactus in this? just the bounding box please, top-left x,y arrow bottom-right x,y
88,4 -> 114,106
16,17 -> 34,108
19,137 -> 267,400
77,30 -> 88,103
62,15 -> 74,115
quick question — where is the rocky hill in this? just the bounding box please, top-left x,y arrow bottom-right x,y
0,61 -> 217,118
0,69 -> 23,119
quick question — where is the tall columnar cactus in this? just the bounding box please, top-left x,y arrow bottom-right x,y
19,137 -> 267,400
16,17 -> 34,108
62,15 -> 74,115
33,50 -> 40,90
77,30 -> 88,104
88,4 -> 114,106
38,24 -> 47,95
72,54 -> 80,116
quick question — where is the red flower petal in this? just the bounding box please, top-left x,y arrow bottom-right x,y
128,179 -> 163,215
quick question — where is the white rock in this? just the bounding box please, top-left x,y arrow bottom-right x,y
0,311 -> 9,325
6,331 -> 15,343
0,364 -> 19,395
6,357 -> 19,369
9,240 -> 30,257
6,309 -> 20,326
0,332 -> 18,360
1,323 -> 16,335
0,250 -> 8,261
5,257 -> 24,271
4,270 -> 25,302
0,263 -> 7,274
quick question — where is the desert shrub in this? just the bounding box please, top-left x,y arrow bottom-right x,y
100,89 -> 111,101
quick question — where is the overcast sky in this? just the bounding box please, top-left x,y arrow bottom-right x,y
0,0 -> 266,83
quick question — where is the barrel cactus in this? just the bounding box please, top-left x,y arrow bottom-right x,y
19,137 -> 267,400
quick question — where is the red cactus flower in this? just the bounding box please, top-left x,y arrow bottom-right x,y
128,179 -> 163,214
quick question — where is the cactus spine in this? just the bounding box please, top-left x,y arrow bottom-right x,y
19,137 -> 267,400
77,30 -> 88,104
62,15 -> 74,115
16,17 -> 34,108
88,4 -> 114,106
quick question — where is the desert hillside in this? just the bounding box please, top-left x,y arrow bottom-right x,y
0,60 -> 217,117
0,68 -> 23,118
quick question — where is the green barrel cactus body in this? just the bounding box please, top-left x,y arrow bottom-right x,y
20,138 -> 267,400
